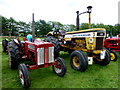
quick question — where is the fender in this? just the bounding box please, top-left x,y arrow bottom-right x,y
13,39 -> 22,47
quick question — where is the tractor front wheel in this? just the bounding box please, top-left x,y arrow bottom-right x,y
52,57 -> 67,77
18,63 -> 30,88
70,50 -> 88,72
103,48 -> 118,61
109,50 -> 118,61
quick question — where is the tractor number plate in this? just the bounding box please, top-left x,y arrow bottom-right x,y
88,57 -> 93,65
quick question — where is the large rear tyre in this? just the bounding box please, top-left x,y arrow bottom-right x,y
8,40 -> 21,69
52,57 -> 67,77
45,36 -> 60,58
93,50 -> 110,66
70,50 -> 88,72
18,63 -> 30,88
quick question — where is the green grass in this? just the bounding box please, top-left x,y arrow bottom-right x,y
0,37 -> 119,88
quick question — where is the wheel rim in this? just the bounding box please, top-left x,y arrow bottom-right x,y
73,56 -> 80,68
19,70 -> 24,86
54,62 -> 62,73
110,53 -> 115,61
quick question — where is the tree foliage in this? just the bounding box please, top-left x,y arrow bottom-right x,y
35,20 -> 52,36
1,15 -> 120,36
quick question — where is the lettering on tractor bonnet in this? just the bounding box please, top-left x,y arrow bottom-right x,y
65,32 -> 93,38
28,44 -> 35,50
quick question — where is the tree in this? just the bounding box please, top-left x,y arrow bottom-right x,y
1,16 -> 9,35
114,24 -> 120,36
1,15 -> 119,37
35,20 -> 52,36
80,23 -> 89,30
18,21 -> 31,36
8,17 -> 18,36
62,24 -> 76,32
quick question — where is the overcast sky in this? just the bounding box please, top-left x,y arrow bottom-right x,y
0,0 -> 119,25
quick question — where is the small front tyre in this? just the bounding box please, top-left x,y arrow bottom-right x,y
18,63 -> 30,88
52,57 -> 67,77
103,48 -> 118,61
109,50 -> 118,61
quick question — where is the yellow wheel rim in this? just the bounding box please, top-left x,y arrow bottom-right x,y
110,53 -> 115,61
73,56 -> 80,68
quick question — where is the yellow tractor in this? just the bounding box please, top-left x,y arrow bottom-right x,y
45,6 -> 111,72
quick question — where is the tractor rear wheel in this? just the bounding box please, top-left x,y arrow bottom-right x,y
70,50 -> 88,72
8,40 -> 21,69
52,57 -> 67,77
93,50 -> 110,66
18,63 -> 30,88
45,36 -> 60,58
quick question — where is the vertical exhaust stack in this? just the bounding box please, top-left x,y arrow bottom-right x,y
76,6 -> 92,30
87,6 -> 92,29
76,11 -> 80,31
32,13 -> 35,42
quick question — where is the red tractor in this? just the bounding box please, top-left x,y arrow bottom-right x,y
104,34 -> 120,52
2,13 -> 67,88
3,38 -> 67,88
104,33 -> 120,61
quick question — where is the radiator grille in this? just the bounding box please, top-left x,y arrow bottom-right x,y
48,47 -> 54,63
96,37 -> 104,50
37,48 -> 44,65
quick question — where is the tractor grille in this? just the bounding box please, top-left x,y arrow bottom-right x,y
110,40 -> 116,44
96,37 -> 104,50
37,48 -> 44,65
48,47 -> 54,63
37,46 -> 54,65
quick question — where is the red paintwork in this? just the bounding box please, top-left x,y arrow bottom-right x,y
27,62 -> 57,70
21,38 -> 56,70
104,34 -> 120,52
23,38 -> 28,41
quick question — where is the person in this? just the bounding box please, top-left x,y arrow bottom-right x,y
26,34 -> 32,41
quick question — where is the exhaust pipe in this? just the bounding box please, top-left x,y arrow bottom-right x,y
32,13 -> 35,42
76,11 -> 80,30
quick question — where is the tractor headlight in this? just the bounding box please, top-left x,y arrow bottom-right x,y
53,31 -> 59,35
53,32 -> 56,34
89,37 -> 93,43
56,32 -> 59,34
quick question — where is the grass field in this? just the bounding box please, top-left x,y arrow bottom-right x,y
0,37 -> 119,88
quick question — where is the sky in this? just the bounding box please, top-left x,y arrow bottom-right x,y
0,0 -> 119,25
